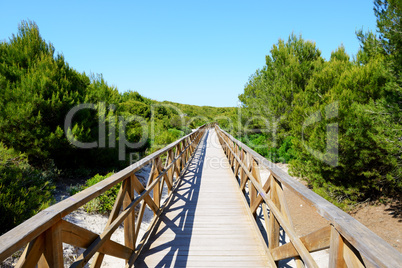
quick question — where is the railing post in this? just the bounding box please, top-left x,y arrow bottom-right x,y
250,159 -> 261,218
38,220 -> 63,268
124,176 -> 136,258
166,149 -> 174,193
153,157 -> 161,209
16,234 -> 45,268
329,225 -> 347,268
268,177 -> 281,252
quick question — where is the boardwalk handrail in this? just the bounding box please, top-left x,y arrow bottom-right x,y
214,124 -> 402,268
0,124 -> 208,267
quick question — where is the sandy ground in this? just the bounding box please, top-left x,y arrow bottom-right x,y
349,200 -> 402,252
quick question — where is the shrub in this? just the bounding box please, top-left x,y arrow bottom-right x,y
80,172 -> 119,215
0,143 -> 54,235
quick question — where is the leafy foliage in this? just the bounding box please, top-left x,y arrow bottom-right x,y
0,20 -> 237,232
239,4 -> 401,207
0,143 -> 54,234
70,172 -> 120,215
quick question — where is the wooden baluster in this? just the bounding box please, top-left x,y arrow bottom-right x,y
261,176 -> 272,246
92,178 -> 129,267
190,136 -> 195,155
134,166 -> 157,245
243,154 -> 250,192
274,179 -> 304,268
37,220 -> 63,268
16,234 -> 45,268
329,225 -> 346,268
234,145 -> 240,177
123,176 -> 136,260
250,159 -> 260,218
176,143 -> 183,173
185,139 -> 190,164
153,157 -> 161,209
240,149 -> 246,190
166,149 -> 174,193
268,177 -> 281,252
173,147 -> 180,179
180,142 -> 186,171
343,239 -> 365,268
230,142 -> 235,169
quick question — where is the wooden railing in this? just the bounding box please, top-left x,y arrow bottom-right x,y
0,125 -> 208,268
214,124 -> 402,268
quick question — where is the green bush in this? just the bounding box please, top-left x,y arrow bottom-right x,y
239,134 -> 296,163
80,172 -> 119,215
0,143 -> 54,235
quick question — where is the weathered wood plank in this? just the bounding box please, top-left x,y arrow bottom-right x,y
133,129 -> 274,267
15,234 -> 45,268
329,225 -> 346,268
271,225 -> 331,261
61,220 -> 133,260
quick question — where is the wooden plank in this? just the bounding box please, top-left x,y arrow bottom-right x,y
127,130 -> 208,265
268,177 -> 280,251
40,220 -> 63,268
274,179 -> 304,268
131,174 -> 159,213
267,199 -> 318,267
92,178 -> 129,267
70,175 -> 163,268
15,234 -> 45,268
343,239 -> 365,268
271,225 -> 331,261
61,220 -> 133,260
124,176 -> 136,253
329,225 -> 346,268
250,175 -> 271,214
134,129 -> 273,267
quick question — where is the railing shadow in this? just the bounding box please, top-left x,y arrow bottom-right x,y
134,131 -> 209,267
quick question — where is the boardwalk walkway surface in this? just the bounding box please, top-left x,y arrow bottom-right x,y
135,129 -> 270,267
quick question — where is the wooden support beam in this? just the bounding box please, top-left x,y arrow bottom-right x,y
267,199 -> 318,267
15,234 -> 45,268
271,225 -> 331,261
70,176 -> 161,268
131,174 -> 158,214
153,158 -> 161,209
40,220 -> 63,268
124,176 -> 136,256
92,177 -> 129,268
61,220 -> 133,260
250,160 -> 260,217
274,179 -> 304,268
250,175 -> 271,214
329,225 -> 346,268
268,177 -> 280,251
343,239 -> 365,268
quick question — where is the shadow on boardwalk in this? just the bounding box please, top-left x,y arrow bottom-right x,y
134,131 -> 209,267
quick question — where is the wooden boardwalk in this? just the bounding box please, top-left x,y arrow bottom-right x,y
135,129 -> 270,267
2,125 -> 401,267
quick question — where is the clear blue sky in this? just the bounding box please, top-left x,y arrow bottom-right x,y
0,1 -> 377,107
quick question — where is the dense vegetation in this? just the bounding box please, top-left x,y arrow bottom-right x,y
0,0 -> 399,235
238,0 -> 401,207
0,21 -> 233,234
